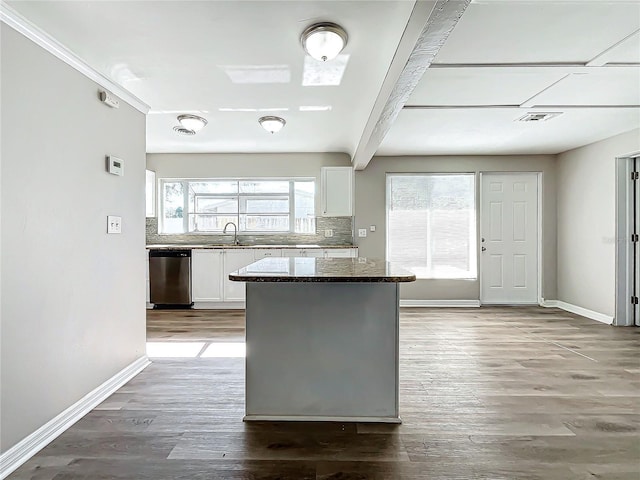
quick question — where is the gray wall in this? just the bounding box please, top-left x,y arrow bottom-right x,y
557,129 -> 640,317
147,152 -> 351,217
1,26 -> 147,451
146,153 -> 354,245
355,155 -> 557,301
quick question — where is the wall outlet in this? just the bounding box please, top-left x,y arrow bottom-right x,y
370,225 -> 376,232
107,215 -> 122,234
358,228 -> 367,237
324,229 -> 334,237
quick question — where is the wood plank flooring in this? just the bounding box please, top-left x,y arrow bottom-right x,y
9,306 -> 640,479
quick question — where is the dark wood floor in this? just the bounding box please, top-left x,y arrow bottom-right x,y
9,307 -> 640,479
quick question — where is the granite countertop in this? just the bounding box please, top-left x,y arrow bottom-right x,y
229,257 -> 416,283
146,244 -> 355,250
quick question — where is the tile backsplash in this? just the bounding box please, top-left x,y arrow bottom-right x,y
146,216 -> 353,246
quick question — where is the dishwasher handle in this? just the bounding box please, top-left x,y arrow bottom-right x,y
149,249 -> 191,258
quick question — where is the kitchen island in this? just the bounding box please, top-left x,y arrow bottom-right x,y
229,257 -> 415,423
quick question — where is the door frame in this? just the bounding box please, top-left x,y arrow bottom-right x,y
479,172 -> 543,305
615,152 -> 640,326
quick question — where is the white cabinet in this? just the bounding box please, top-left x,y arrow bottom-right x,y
283,247 -> 358,258
168,246 -> 357,309
282,248 -> 325,258
253,249 -> 283,260
325,248 -> 358,258
321,166 -> 353,217
192,249 -> 223,302
223,250 -> 254,302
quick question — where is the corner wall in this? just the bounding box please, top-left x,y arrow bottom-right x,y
354,155 -> 557,301
557,129 -> 640,318
0,25 -> 147,451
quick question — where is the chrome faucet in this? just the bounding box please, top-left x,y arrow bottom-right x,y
223,221 -> 239,245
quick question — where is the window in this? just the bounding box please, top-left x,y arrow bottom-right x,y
159,178 -> 315,234
386,174 -> 476,279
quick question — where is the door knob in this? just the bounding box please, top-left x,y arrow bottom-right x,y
481,246 -> 487,252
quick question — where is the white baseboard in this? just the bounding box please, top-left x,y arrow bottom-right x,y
0,356 -> 150,479
541,299 -> 613,325
193,301 -> 245,310
400,299 -> 481,308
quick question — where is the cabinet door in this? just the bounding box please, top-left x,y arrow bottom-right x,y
324,248 -> 358,258
223,250 -> 254,301
253,249 -> 282,260
321,166 -> 353,217
192,249 -> 223,301
282,249 -> 305,258
282,248 -> 323,257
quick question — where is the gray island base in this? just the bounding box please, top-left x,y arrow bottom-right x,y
229,257 -> 416,423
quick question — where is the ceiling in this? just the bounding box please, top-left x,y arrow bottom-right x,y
4,0 -> 640,168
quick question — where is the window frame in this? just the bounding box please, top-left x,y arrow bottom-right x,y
385,172 -> 477,280
159,177 -> 315,235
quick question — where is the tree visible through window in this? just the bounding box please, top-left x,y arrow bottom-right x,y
387,174 -> 476,279
160,179 -> 315,234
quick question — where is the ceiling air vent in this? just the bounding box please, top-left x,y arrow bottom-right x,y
173,126 -> 196,136
516,112 -> 562,123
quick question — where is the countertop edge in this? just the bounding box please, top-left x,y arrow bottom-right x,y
228,275 -> 416,283
146,244 -> 356,250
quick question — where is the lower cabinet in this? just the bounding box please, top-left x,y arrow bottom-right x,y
190,247 -> 358,308
325,248 -> 358,258
192,249 -> 223,302
222,250 -> 254,302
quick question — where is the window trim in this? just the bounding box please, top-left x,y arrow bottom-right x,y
385,172 -> 477,280
159,177 -> 315,235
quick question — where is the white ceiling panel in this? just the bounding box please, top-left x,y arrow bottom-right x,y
530,68 -> 640,105
4,0 -> 639,161
434,2 -> 640,64
378,108 -> 640,156
7,0 -> 417,155
407,68 -> 569,106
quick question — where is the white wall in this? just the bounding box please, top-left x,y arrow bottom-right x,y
557,129 -> 640,318
0,26 -> 147,451
146,152 -> 351,216
355,155 -> 557,301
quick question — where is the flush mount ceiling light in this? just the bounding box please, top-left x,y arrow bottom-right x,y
301,22 -> 348,62
177,114 -> 208,132
258,116 -> 286,134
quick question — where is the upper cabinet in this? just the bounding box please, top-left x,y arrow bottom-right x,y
321,166 -> 353,217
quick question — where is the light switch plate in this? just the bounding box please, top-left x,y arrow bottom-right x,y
107,215 -> 122,234
370,225 -> 376,232
358,228 -> 367,237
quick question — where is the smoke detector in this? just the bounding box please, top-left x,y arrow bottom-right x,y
516,112 -> 563,122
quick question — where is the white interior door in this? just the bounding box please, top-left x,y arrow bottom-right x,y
481,173 -> 539,304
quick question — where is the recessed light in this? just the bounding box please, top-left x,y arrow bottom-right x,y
173,126 -> 196,136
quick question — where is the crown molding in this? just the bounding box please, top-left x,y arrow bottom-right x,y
0,2 -> 150,114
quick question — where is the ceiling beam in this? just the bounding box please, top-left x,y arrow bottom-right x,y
351,0 -> 471,171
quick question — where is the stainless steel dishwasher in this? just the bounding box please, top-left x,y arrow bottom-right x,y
149,249 -> 193,308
